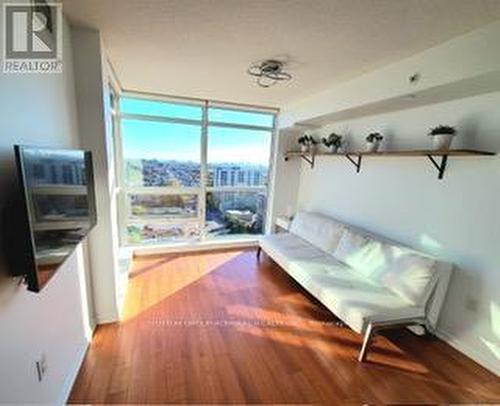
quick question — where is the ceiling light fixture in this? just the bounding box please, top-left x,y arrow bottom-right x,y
247,59 -> 292,88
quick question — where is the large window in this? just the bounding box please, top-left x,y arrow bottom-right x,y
117,95 -> 275,245
122,120 -> 202,187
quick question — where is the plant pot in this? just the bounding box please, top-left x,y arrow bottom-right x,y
300,144 -> 309,153
329,146 -> 340,153
432,133 -> 454,151
366,140 -> 381,152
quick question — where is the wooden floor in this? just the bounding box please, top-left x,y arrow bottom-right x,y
70,248 -> 500,404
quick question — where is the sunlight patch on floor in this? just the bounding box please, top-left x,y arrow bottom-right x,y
121,250 -> 246,321
226,303 -> 429,373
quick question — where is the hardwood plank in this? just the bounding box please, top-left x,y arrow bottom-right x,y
69,248 -> 500,404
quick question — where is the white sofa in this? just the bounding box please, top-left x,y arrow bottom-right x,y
258,211 -> 453,361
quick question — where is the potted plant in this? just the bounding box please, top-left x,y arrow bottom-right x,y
429,125 -> 456,151
365,132 -> 383,152
322,132 -> 343,153
298,134 -> 318,153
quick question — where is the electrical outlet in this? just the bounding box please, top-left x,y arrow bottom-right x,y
35,354 -> 47,382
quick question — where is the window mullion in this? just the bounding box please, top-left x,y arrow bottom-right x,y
264,114 -> 278,234
113,89 -> 129,246
199,100 -> 208,240
207,121 -> 273,132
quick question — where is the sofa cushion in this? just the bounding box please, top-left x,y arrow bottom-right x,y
286,258 -> 422,333
290,211 -> 345,253
333,228 -> 386,279
287,256 -> 351,287
334,228 -> 437,306
317,279 -> 424,333
260,233 -> 328,271
375,244 -> 437,306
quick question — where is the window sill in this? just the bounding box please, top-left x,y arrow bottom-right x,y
130,235 -> 260,257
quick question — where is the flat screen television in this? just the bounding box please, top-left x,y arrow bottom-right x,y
5,146 -> 97,292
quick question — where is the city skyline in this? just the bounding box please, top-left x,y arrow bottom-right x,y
125,158 -> 268,188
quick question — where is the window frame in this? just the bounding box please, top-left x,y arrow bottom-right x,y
114,92 -> 278,246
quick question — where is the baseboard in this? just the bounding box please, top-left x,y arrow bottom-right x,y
96,313 -> 119,324
57,340 -> 90,405
435,328 -> 500,377
95,304 -> 120,324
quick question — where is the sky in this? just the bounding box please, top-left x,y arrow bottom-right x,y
120,98 -> 274,165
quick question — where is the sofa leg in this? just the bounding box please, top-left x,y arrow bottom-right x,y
256,246 -> 262,260
358,323 -> 374,362
424,320 -> 436,336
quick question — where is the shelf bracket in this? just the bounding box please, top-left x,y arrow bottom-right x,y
427,154 -> 448,180
301,153 -> 315,169
345,154 -> 362,173
284,153 -> 315,168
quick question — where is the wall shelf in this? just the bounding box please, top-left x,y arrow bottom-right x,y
284,149 -> 496,179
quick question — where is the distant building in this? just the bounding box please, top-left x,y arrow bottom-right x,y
132,159 -> 266,189
127,159 -> 267,235
213,165 -> 265,187
139,159 -> 200,187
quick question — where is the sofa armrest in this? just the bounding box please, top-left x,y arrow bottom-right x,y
425,262 -> 453,331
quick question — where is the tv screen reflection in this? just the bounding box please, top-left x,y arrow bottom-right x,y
15,146 -> 97,291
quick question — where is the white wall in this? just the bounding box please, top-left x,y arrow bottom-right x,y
268,126 -> 301,227
293,93 -> 500,375
0,13 -> 94,404
71,27 -> 123,323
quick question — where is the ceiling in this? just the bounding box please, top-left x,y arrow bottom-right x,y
62,0 -> 500,108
